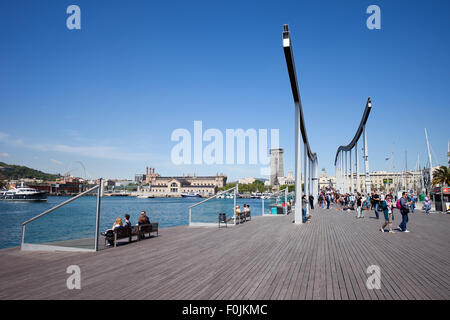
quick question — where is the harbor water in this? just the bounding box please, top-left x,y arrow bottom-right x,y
0,196 -> 277,250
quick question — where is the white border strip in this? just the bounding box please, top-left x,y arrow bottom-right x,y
21,243 -> 96,253
189,222 -> 236,227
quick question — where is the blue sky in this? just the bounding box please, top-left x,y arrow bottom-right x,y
0,0 -> 449,181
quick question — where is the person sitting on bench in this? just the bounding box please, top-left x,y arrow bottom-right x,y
104,217 -> 123,246
138,211 -> 151,239
243,204 -> 250,220
123,214 -> 132,227
138,211 -> 150,225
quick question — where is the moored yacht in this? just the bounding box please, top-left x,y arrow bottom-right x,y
0,180 -> 47,201
181,192 -> 201,198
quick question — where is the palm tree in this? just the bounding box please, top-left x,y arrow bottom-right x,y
432,166 -> 450,186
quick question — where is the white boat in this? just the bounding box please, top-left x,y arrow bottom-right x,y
181,192 -> 201,198
0,180 -> 47,201
137,195 -> 154,199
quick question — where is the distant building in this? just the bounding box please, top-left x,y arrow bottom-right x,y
135,174 -> 146,184
270,148 -> 284,186
278,171 -> 295,186
114,180 -> 134,187
136,167 -> 227,196
238,177 -> 256,184
330,168 -> 433,193
319,168 -> 336,190
359,169 -> 432,193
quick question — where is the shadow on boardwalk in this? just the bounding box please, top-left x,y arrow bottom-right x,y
0,206 -> 449,300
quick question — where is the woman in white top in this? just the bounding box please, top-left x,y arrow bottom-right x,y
104,217 -> 123,246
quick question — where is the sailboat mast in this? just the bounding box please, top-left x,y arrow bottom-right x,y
425,128 -> 433,190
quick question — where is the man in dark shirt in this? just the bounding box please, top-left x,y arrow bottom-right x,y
399,192 -> 410,232
372,192 -> 380,219
123,214 -> 132,228
309,195 -> 314,210
138,211 -> 150,225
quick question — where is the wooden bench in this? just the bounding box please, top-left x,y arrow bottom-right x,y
135,223 -> 159,239
104,223 -> 159,247
104,226 -> 133,247
239,211 -> 251,223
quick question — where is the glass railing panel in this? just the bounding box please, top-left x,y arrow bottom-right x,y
23,189 -> 98,251
190,197 -> 236,224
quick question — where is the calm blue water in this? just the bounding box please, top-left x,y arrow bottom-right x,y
0,196 -> 276,249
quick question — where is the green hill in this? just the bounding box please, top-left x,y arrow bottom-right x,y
0,162 -> 61,181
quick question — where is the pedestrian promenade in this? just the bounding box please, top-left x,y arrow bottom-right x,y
0,205 -> 448,300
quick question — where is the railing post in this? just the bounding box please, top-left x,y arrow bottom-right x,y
294,108 -> 302,224
304,147 -> 309,216
363,125 -> 372,194
309,158 -> 312,207
262,197 -> 265,215
234,186 -> 237,225
284,187 -> 288,214
94,178 -> 103,252
20,224 -> 25,250
350,147 -> 354,194
356,141 -> 361,193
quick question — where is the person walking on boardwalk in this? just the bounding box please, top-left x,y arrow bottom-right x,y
411,193 -> 417,213
372,192 -> 380,219
398,192 -> 411,232
309,194 -> 314,210
380,194 -> 395,233
302,195 -> 308,223
326,193 -> 331,209
424,194 -> 431,214
356,193 -> 364,218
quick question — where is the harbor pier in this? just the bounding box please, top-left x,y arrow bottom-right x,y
0,205 -> 448,300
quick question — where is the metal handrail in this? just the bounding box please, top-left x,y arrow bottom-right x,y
334,97 -> 372,165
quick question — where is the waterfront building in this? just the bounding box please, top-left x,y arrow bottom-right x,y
136,168 -> 227,197
134,174 -> 146,184
238,177 -> 256,184
278,171 -> 295,186
319,168 -> 336,190
114,180 -> 134,187
338,168 -> 438,193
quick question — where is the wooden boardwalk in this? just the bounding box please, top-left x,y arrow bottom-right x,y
0,205 -> 449,300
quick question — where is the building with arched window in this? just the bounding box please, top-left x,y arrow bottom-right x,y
136,168 -> 227,197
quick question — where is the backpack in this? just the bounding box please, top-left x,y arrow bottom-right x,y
396,199 -> 401,210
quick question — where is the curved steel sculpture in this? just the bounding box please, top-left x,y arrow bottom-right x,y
282,25 -> 318,224
283,25 -> 317,162
334,98 -> 373,195
334,98 -> 372,165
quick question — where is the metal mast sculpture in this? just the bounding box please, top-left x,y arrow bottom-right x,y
334,98 -> 372,195
282,25 -> 318,223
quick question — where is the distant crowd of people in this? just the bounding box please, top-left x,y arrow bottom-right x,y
314,189 -> 434,233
